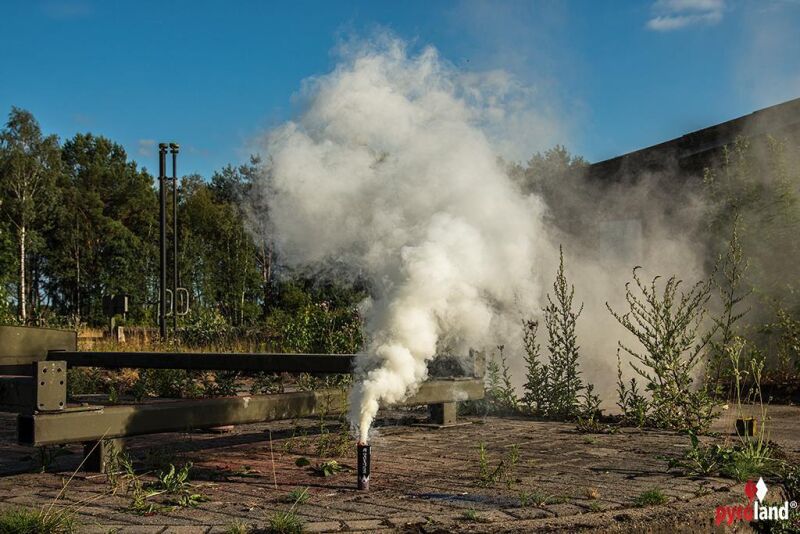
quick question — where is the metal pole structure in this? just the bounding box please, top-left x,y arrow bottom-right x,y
158,143 -> 168,340
170,143 -> 180,337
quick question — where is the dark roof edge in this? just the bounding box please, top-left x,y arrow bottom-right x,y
590,96 -> 800,167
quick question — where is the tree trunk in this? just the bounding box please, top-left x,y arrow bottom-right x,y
260,241 -> 272,318
76,247 -> 81,322
18,225 -> 26,322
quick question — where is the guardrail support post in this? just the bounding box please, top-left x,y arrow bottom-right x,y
83,438 -> 124,473
429,402 -> 457,426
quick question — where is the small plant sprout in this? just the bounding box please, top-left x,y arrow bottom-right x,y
476,443 -> 520,488
224,520 -> 251,534
311,460 -> 343,477
283,487 -> 310,505
266,485 -> 307,534
634,488 -> 668,507
265,509 -> 304,534
461,509 -> 481,522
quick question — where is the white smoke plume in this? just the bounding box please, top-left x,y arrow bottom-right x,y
258,36 -> 556,441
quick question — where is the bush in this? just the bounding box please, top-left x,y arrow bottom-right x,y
179,308 -> 232,347
608,267 -> 719,433
268,302 -> 362,354
522,248 -> 595,420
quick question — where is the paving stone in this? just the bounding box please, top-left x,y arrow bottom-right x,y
79,526 -> 127,534
343,519 -> 389,530
304,520 -> 342,532
385,514 -> 428,527
0,408 -> 796,532
502,507 -> 551,519
112,527 -> 166,533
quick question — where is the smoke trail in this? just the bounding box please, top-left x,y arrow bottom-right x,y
257,37 -> 553,441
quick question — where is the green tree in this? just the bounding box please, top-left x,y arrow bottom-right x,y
46,133 -> 157,323
179,173 -> 260,326
0,107 -> 61,322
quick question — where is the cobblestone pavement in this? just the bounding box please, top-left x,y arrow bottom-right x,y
1,405 -> 798,533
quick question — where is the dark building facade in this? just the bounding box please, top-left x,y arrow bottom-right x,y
587,97 -> 800,182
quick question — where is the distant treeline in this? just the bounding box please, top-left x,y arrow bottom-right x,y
0,106 -> 366,345
1,106 -> 799,364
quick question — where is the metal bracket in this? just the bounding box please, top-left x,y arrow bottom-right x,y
164,288 -> 174,317
176,287 -> 190,316
35,360 -> 67,412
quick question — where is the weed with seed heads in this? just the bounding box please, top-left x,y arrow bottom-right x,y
0,507 -> 75,534
608,267 -> 720,433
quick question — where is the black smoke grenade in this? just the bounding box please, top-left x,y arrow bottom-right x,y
357,443 -> 370,490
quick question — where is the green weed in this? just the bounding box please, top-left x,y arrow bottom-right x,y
282,487 -> 310,505
0,507 -> 75,534
476,443 -> 520,488
633,489 -> 667,507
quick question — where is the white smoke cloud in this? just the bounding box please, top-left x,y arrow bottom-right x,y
258,36 -> 555,441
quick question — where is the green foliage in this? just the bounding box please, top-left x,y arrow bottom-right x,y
0,507 -> 75,534
517,490 -> 564,506
670,341 -> 779,481
0,107 -> 62,323
202,371 -> 240,397
667,431 -> 734,477
133,369 -> 201,399
704,136 -> 800,315
769,304 -> 800,380
667,431 -> 778,482
543,247 -> 584,418
521,319 -> 547,413
180,308 -> 232,346
265,510 -> 304,534
482,346 -> 518,414
251,372 -> 285,394
633,489 -> 667,507
269,301 -> 363,354
224,521 -> 252,534
615,352 -> 649,427
282,487 -> 310,505
509,146 -> 589,231
311,460 -> 343,477
122,462 -> 207,514
706,221 -> 752,396
46,133 -> 156,324
461,509 -> 479,522
476,443 -> 520,488
522,249 -> 596,421
608,267 -> 719,433
267,481 -> 307,534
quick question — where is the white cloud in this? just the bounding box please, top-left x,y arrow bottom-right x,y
646,0 -> 725,31
137,139 -> 155,158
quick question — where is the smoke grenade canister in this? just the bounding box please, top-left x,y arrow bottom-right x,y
357,443 -> 370,490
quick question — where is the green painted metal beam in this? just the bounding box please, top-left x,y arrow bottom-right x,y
18,378 -> 484,446
48,351 -> 355,375
0,326 -> 76,375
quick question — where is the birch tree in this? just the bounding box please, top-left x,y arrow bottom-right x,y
0,108 -> 60,321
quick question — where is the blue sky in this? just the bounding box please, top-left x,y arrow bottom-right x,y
1,0 -> 799,178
